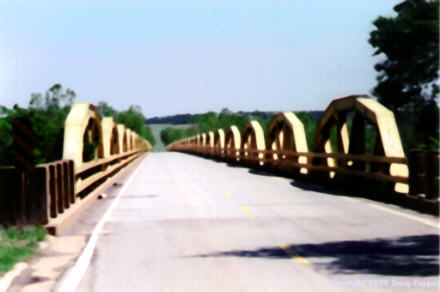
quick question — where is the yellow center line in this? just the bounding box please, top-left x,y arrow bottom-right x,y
240,206 -> 255,219
222,193 -> 231,198
279,244 -> 309,264
209,184 -> 215,188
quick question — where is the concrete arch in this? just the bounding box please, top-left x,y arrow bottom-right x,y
213,129 -> 225,158
132,132 -> 138,151
187,136 -> 192,151
241,121 -> 266,166
193,135 -> 198,152
196,134 -> 201,153
199,133 -> 206,154
117,125 -> 127,153
63,103 -> 104,169
206,131 -> 215,156
126,129 -> 133,151
187,137 -> 193,152
102,117 -> 119,158
313,95 -> 408,192
266,112 -> 308,173
191,136 -> 196,151
225,126 -> 241,161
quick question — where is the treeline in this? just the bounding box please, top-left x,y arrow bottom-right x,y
160,127 -> 197,146
0,84 -> 154,166
160,109 -> 406,155
159,104 -> 438,154
147,114 -> 193,125
159,109 -> 320,150
96,102 -> 155,147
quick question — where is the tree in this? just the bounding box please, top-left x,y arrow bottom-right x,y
97,101 -> 118,117
96,102 -> 155,146
117,105 -> 155,146
0,84 -> 76,165
0,86 -> 156,166
160,127 -> 196,146
369,0 -> 439,149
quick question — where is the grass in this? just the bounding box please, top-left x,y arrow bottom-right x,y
0,226 -> 46,275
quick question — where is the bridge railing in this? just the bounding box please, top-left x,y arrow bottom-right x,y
0,103 -> 152,230
167,95 -> 439,206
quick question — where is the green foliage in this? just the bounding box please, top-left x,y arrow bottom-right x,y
147,114 -> 192,125
83,139 -> 100,162
0,84 -> 75,165
189,108 -> 252,133
296,112 -> 317,150
0,226 -> 46,275
97,101 -> 118,117
98,103 -> 155,146
0,85 -> 155,166
117,105 -> 155,145
251,111 -> 273,136
159,108 -> 254,146
160,127 -> 197,145
369,0 -> 439,150
160,110 -> 321,150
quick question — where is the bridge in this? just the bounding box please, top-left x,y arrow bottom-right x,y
0,96 -> 439,292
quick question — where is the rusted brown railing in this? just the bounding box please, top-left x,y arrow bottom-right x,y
166,96 -> 439,208
0,102 -> 152,229
0,145 -> 146,228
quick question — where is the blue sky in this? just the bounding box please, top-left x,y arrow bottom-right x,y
0,0 -> 400,117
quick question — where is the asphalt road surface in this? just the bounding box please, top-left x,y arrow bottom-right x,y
66,152 -> 439,292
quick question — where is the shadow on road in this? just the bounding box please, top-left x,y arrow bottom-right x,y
194,234 -> 439,276
182,153 -> 438,215
248,165 -> 437,215
289,180 -> 348,196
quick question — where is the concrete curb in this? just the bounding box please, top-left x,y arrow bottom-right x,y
0,263 -> 29,292
0,155 -> 145,291
0,233 -> 55,292
46,153 -> 145,235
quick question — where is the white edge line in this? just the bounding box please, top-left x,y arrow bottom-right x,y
57,156 -> 145,292
340,195 -> 439,229
367,203 -> 440,229
0,263 -> 28,292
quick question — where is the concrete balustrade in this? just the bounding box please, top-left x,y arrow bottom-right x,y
214,129 -> 225,158
313,95 -> 408,193
117,124 -> 127,153
201,133 -> 207,155
126,129 -> 133,151
63,103 -> 104,170
166,95 -> 422,202
225,126 -> 241,162
206,131 -> 214,156
102,117 -> 120,158
0,102 -> 152,231
266,112 -> 309,174
241,121 -> 265,166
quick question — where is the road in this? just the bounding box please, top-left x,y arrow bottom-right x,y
148,124 -> 196,152
63,152 -> 439,291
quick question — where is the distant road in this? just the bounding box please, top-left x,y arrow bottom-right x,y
148,124 -> 194,152
74,153 -> 439,291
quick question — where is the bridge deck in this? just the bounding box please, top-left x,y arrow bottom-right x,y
71,153 -> 438,291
